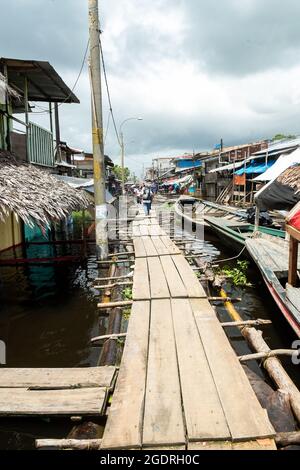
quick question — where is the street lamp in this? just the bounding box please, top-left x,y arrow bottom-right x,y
119,117 -> 143,195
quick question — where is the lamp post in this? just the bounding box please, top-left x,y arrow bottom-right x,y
119,117 -> 143,195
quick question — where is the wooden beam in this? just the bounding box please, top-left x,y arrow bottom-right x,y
221,319 -> 272,328
239,350 -> 299,363
36,439 -> 101,450
97,300 -> 133,309
91,333 -> 127,343
288,236 -> 299,287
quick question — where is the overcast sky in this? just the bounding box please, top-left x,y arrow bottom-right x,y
2,0 -> 300,175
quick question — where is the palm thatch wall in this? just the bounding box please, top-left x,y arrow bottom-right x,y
0,151 -> 90,227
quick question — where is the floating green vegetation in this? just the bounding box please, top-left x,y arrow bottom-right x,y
218,260 -> 252,287
122,308 -> 131,321
122,287 -> 133,300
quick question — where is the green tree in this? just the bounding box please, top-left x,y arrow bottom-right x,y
272,133 -> 296,142
113,165 -> 130,182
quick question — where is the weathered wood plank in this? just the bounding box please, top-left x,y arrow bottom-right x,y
151,236 -> 170,256
188,441 -> 232,450
142,237 -> 158,257
160,256 -> 187,298
147,257 -> 170,299
172,255 -> 206,298
0,366 -> 116,389
171,299 -> 230,441
132,258 -> 150,300
143,299 -> 185,447
160,236 -> 181,255
0,388 -> 107,416
232,439 -> 276,450
101,301 -> 150,450
191,299 -> 275,441
134,238 -> 147,258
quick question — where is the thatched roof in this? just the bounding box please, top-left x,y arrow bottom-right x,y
277,165 -> 300,194
0,151 -> 90,227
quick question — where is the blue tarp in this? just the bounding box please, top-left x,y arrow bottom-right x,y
176,160 -> 202,169
235,160 -> 275,176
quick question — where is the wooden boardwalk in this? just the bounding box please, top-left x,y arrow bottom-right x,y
0,366 -> 116,416
101,210 -> 276,450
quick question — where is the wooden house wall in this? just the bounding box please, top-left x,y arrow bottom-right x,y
0,212 -> 22,252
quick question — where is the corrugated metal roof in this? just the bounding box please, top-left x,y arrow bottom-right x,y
0,58 -> 79,104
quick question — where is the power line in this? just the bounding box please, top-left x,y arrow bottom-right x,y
57,38 -> 90,107
99,34 -> 121,147
30,39 -> 90,115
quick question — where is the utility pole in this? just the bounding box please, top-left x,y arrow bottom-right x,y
88,0 -> 108,260
120,131 -> 125,195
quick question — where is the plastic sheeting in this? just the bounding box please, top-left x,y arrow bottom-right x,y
235,161 -> 274,176
253,148 -> 300,181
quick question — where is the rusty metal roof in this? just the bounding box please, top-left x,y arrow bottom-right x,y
0,58 -> 79,104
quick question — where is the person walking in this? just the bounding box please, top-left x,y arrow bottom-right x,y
142,184 -> 153,216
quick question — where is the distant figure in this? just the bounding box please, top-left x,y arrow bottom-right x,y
142,184 -> 153,216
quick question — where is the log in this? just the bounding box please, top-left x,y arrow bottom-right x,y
239,350 -> 298,363
243,328 -> 300,424
94,281 -> 133,290
94,274 -> 133,282
209,296 -> 242,303
97,301 -> 133,309
221,320 -> 272,328
91,333 -> 127,343
275,432 -> 300,447
97,260 -> 131,265
36,439 -> 101,450
220,288 -> 300,425
108,252 -> 134,258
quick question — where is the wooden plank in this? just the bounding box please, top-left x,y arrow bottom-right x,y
160,256 -> 187,298
160,236 -> 181,255
132,223 -> 141,238
143,299 -> 185,447
172,255 -> 206,298
101,301 -> 150,450
147,257 -> 170,299
139,225 -> 149,237
232,439 -> 276,450
189,441 -> 232,450
134,238 -> 147,258
191,299 -> 275,441
0,387 -> 107,416
142,236 -> 158,257
151,236 -> 169,256
171,299 -> 230,441
148,225 -> 163,236
0,366 -> 116,389
133,258 -> 150,300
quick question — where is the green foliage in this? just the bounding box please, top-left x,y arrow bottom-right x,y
122,308 -> 131,320
122,287 -> 133,300
72,211 -> 93,223
113,165 -> 130,182
272,133 -> 296,142
218,260 -> 251,287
